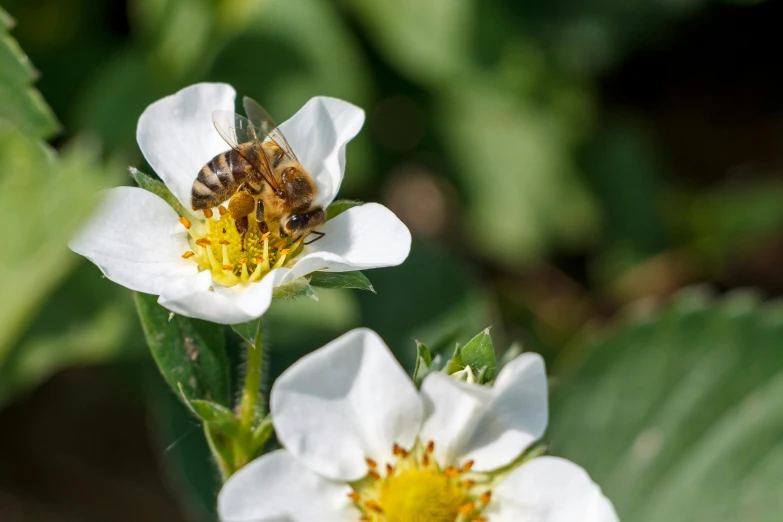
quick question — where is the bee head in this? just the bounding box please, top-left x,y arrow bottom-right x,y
280,208 -> 326,238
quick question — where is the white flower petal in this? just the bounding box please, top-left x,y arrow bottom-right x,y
282,203 -> 411,283
69,187 -> 197,294
218,450 -> 356,522
278,96 -> 365,207
157,267 -> 290,324
137,83 -> 236,209
419,353 -> 548,471
271,328 -> 423,481
487,456 -> 618,522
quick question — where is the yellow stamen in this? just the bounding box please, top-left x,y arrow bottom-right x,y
260,236 -> 271,272
444,467 -> 460,478
240,258 -> 249,282
349,441 -> 491,522
183,206 -> 309,288
271,248 -> 289,269
365,501 -> 383,513
182,251 -> 195,259
458,502 -> 476,515
205,244 -> 221,271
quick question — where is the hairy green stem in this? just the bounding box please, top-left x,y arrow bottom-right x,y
239,324 -> 264,430
232,321 -> 264,474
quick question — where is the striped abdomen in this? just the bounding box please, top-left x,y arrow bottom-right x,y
191,145 -> 261,210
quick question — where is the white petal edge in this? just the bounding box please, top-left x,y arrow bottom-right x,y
486,456 -> 619,522
278,96 -> 365,208
218,450 -> 357,522
419,353 -> 548,471
137,83 -> 236,209
281,203 -> 411,284
271,328 -> 423,481
157,267 -> 290,325
69,187 -> 197,294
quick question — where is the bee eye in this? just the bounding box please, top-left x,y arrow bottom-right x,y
287,214 -> 307,231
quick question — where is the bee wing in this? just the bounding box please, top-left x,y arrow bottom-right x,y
242,96 -> 300,163
212,110 -> 282,192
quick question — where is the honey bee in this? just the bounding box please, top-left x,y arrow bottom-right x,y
191,96 -> 326,248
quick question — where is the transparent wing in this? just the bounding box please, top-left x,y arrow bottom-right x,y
242,96 -> 300,163
212,110 -> 281,192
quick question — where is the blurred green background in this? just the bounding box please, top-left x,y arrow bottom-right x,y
2,0 -> 783,520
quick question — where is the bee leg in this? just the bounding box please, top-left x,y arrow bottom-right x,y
255,199 -> 269,234
304,231 -> 326,245
245,183 -> 263,196
235,215 -> 249,252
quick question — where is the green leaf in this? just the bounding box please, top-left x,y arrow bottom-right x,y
309,271 -> 375,293
130,166 -> 191,217
548,289 -> 783,522
460,327 -> 496,382
326,199 -> 363,221
0,9 -> 59,139
189,399 -> 240,436
346,0 -> 471,85
0,277 -> 138,406
231,318 -> 261,345
134,293 -> 230,406
440,82 -> 598,264
413,340 -> 433,388
0,126 -> 116,366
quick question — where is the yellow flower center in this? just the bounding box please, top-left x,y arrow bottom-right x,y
350,441 -> 493,522
379,468 -> 463,522
178,207 -> 304,288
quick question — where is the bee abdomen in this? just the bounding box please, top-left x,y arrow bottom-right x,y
191,149 -> 247,210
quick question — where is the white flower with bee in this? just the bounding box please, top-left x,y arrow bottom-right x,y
70,83 -> 411,325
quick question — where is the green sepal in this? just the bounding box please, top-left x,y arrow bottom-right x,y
273,277 -> 316,301
203,423 -> 234,482
231,318 -> 261,345
249,415 -> 274,457
460,327 -> 496,382
134,293 -> 230,406
309,271 -> 375,293
175,382 -> 235,481
326,199 -> 362,221
444,343 -> 465,375
130,166 -> 191,217
189,399 -> 241,436
442,328 -> 497,384
413,340 -> 434,388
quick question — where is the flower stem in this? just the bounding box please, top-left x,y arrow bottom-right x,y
231,320 -> 264,474
239,323 -> 264,431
